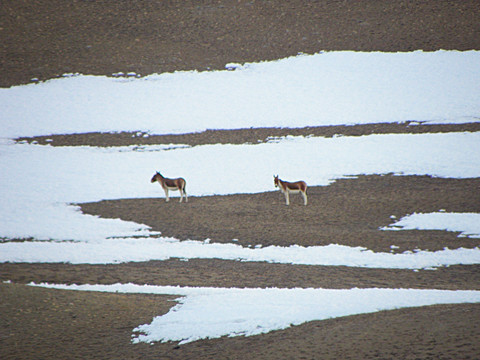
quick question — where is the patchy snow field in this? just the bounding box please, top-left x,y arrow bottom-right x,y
1,51 -> 480,344
29,283 -> 480,345
2,51 -> 479,138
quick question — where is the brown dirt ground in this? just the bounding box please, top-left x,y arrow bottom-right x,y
1,1 -> 480,359
1,0 -> 480,88
15,122 -> 480,147
1,283 -> 479,360
80,175 -> 480,253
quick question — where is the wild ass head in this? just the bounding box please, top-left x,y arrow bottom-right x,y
274,175 -> 279,187
151,171 -> 162,183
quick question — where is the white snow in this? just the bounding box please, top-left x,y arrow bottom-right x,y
1,51 -> 480,344
1,51 -> 479,139
2,238 -> 479,269
1,133 -> 480,268
382,212 -> 480,238
1,132 -> 479,243
30,282 -> 480,344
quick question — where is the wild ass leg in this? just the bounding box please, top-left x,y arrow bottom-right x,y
284,191 -> 290,206
164,187 -> 170,202
302,191 -> 308,206
179,181 -> 187,203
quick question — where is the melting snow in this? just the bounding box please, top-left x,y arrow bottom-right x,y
30,283 -> 480,344
1,50 -> 480,344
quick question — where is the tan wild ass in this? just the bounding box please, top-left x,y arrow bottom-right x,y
151,172 -> 188,203
274,175 -> 308,206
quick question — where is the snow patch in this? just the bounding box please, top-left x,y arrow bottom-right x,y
383,212 -> 480,238
29,282 -> 480,344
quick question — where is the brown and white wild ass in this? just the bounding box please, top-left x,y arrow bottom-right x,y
274,175 -> 308,206
151,172 -> 188,203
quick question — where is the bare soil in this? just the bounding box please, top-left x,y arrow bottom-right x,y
80,175 -> 480,253
1,283 -> 479,360
1,1 -> 480,359
1,0 -> 479,88
16,122 -> 480,147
